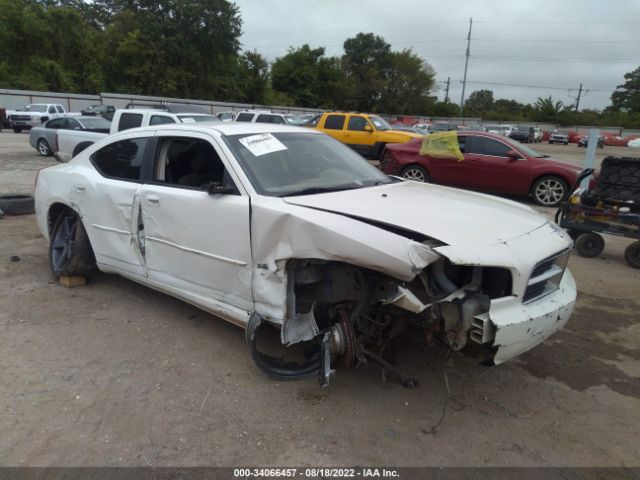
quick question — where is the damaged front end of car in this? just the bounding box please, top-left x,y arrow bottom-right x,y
245,198 -> 576,387
246,252 -> 517,387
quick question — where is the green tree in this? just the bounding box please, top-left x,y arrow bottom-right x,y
342,33 -> 392,111
464,89 -> 494,116
236,50 -> 269,104
611,66 -> 640,113
532,96 -> 565,122
379,50 -> 435,114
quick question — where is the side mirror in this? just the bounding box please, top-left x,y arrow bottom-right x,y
363,124 -> 373,133
506,149 -> 521,159
207,182 -> 236,195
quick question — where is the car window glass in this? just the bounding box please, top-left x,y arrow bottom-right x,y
256,114 -> 273,123
324,114 -> 346,130
118,113 -> 143,131
468,137 -> 512,157
150,115 -> 176,125
48,106 -> 56,114
271,116 -> 285,124
46,119 -> 65,129
56,106 -> 64,113
235,112 -> 254,122
153,138 -> 237,193
66,118 -> 81,129
458,136 -> 466,154
91,138 -> 148,181
347,116 -> 369,131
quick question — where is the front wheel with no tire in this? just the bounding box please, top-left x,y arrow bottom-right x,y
624,241 -> 640,268
575,232 -> 605,258
49,211 -> 96,277
401,165 -> 430,182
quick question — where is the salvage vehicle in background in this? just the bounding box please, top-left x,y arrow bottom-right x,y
311,111 -> 422,159
549,130 -> 570,145
81,104 -> 116,121
380,131 -> 582,207
508,126 -> 534,143
54,106 -> 220,162
577,135 -> 604,148
34,123 -> 577,387
235,110 -> 303,125
29,116 -> 111,157
8,104 -> 67,132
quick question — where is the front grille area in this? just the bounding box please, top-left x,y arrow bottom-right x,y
523,249 -> 570,303
10,115 -> 31,121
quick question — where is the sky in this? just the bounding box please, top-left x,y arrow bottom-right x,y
233,0 -> 640,110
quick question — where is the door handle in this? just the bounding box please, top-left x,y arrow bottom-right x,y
146,195 -> 160,206
74,185 -> 86,194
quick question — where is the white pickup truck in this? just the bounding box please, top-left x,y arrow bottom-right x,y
8,104 -> 67,132
54,106 -> 220,162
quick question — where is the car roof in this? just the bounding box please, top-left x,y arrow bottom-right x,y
122,122 -> 323,137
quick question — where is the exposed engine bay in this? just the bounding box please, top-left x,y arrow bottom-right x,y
247,257 -> 513,387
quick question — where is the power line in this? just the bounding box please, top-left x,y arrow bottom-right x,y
474,38 -> 640,44
474,20 -> 638,25
471,55 -> 639,64
463,80 -> 611,92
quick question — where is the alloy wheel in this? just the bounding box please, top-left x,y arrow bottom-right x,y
51,215 -> 77,272
534,179 -> 565,206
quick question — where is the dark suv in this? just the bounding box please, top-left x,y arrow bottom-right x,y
509,126 -> 534,143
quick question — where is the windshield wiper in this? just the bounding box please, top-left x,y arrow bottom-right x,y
278,184 -> 364,197
537,154 -> 551,158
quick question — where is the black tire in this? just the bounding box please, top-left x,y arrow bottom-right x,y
575,232 -> 605,258
624,242 -> 640,269
564,141 -> 568,145
401,165 -> 430,182
13,127 -> 22,133
37,138 -> 52,157
0,194 -> 35,215
531,176 -> 569,207
376,143 -> 387,160
49,210 -> 96,277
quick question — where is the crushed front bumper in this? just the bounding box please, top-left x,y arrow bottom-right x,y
488,269 -> 576,364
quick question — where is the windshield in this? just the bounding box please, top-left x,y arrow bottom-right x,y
370,116 -> 391,131
502,136 -> 548,157
25,105 -> 48,112
284,115 -> 302,125
178,115 -> 220,123
224,132 -> 393,196
78,117 -> 112,129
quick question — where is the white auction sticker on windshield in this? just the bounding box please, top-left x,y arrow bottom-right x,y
239,133 -> 287,156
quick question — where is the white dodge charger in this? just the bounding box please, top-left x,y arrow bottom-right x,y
34,123 -> 577,386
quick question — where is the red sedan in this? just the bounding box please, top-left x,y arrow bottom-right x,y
381,131 -> 583,207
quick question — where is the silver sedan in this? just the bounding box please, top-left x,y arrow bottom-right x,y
29,116 -> 111,157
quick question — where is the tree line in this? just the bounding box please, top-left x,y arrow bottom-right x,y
0,0 -> 638,127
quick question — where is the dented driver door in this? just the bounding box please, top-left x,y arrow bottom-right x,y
138,131 -> 254,316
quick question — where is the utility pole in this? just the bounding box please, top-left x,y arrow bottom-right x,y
575,83 -> 583,112
459,17 -> 472,117
444,77 -> 451,103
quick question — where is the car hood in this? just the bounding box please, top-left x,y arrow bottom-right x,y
283,181 -> 549,247
385,130 -> 423,140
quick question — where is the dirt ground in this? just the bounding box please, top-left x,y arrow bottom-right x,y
0,131 -> 639,467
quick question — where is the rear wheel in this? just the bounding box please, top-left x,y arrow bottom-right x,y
37,138 -> 52,157
624,241 -> 640,269
531,176 -> 568,207
49,210 -> 96,277
575,232 -> 605,258
401,165 -> 430,182
13,127 -> 22,133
